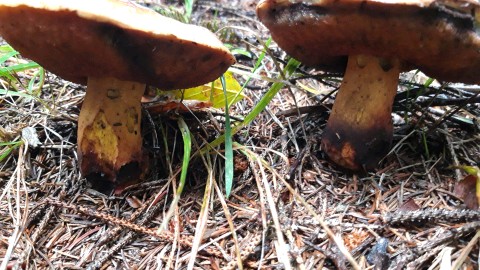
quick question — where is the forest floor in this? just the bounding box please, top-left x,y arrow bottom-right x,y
1,1 -> 480,269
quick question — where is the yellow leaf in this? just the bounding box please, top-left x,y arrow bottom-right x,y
158,71 -> 244,109
457,165 -> 480,176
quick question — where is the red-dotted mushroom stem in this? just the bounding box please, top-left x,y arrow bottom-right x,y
321,55 -> 401,170
77,77 -> 146,192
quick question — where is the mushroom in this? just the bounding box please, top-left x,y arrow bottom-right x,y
257,0 -> 480,170
0,0 -> 235,191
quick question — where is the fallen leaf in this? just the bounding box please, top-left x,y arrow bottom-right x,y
452,166 -> 480,209
398,198 -> 421,212
453,175 -> 479,209
126,196 -> 143,209
157,71 -> 244,109
343,229 -> 369,251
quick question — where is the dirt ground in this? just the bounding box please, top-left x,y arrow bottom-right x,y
1,1 -> 480,269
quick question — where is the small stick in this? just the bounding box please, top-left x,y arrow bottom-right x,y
222,233 -> 262,270
384,208 -> 480,226
388,221 -> 480,269
46,198 -> 223,257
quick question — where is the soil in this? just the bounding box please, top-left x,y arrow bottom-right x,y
1,1 -> 480,269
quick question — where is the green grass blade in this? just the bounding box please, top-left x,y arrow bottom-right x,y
0,88 -> 38,99
177,117 -> 191,196
0,50 -> 18,65
27,67 -> 45,95
0,141 -> 21,146
421,130 -> 430,159
159,117 -> 192,230
0,140 -> 23,162
203,57 -> 301,151
252,37 -> 271,71
229,37 -> 271,108
423,77 -> 434,87
220,75 -> 234,197
0,61 -> 40,77
184,0 -> 194,22
0,147 -> 15,162
0,44 -> 16,53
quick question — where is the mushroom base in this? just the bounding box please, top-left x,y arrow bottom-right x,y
322,122 -> 393,171
321,55 -> 400,170
77,77 -> 147,193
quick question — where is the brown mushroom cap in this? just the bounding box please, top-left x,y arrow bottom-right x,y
0,0 -> 235,89
257,0 -> 480,84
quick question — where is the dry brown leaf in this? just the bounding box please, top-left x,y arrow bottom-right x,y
454,175 -> 479,209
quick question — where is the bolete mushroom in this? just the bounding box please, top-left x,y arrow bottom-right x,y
257,0 -> 480,170
0,0 -> 235,191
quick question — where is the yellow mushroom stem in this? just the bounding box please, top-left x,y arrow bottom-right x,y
321,54 -> 401,170
77,77 -> 147,192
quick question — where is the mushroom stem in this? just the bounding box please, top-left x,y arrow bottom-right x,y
77,77 -> 146,192
321,54 -> 401,170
